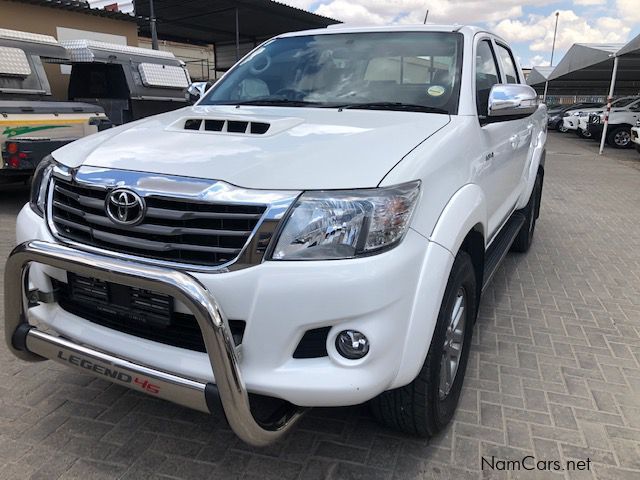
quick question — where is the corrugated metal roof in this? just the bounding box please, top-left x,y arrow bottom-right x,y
617,33 -> 640,57
133,0 -> 340,45
526,66 -> 554,86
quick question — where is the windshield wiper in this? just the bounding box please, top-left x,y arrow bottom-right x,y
337,102 -> 449,114
221,98 -> 323,107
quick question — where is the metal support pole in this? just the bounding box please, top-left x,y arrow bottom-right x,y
543,81 -> 549,102
149,0 -> 159,50
550,12 -> 559,67
544,12 -> 559,104
599,56 -> 619,155
235,7 -> 240,61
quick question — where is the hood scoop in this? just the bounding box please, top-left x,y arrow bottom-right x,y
183,118 -> 270,135
167,113 -> 305,137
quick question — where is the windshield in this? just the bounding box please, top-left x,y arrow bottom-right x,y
201,32 -> 463,114
612,97 -> 638,108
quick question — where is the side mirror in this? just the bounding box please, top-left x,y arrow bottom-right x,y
488,84 -> 538,119
187,82 -> 210,103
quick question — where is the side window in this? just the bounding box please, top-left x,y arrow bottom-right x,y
475,40 -> 500,117
496,44 -> 519,84
629,103 -> 640,112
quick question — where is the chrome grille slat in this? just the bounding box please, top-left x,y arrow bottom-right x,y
54,185 -> 105,210
50,176 -> 267,267
59,207 -> 253,237
144,207 -> 263,221
91,229 -> 242,254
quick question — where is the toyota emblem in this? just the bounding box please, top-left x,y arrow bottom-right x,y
106,188 -> 146,226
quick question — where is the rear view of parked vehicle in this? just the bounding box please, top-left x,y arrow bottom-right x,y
62,40 -> 192,125
0,28 -> 110,183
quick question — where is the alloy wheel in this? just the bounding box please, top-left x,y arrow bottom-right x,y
439,287 -> 466,399
614,130 -> 631,147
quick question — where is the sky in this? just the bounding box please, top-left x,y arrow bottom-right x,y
279,0 -> 640,68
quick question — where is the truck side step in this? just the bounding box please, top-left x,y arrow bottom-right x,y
482,212 -> 525,292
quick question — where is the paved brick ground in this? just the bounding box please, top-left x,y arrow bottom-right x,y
0,133 -> 639,480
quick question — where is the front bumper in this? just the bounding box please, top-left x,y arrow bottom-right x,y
547,116 -> 561,128
562,117 -> 579,130
5,240 -> 305,446
14,202 -> 449,414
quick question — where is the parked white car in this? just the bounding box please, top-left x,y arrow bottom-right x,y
6,25 -> 546,446
631,122 -> 640,154
586,99 -> 640,148
562,97 -> 638,138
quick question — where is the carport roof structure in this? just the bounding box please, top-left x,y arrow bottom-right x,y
544,42 -> 640,95
133,0 -> 341,46
526,66 -> 554,86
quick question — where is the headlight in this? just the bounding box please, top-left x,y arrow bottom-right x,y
29,155 -> 55,217
271,181 -> 420,260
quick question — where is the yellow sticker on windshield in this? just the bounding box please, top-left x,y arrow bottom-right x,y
427,85 -> 445,97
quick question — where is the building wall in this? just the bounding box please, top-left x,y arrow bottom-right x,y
0,0 -> 138,99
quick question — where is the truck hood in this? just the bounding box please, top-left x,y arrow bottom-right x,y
52,105 -> 450,190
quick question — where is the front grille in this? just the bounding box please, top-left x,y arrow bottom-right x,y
53,274 -> 246,352
50,177 -> 267,267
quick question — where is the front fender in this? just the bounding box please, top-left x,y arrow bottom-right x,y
428,183 -> 487,255
390,185 -> 486,388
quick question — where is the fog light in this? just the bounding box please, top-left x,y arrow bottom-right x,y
335,330 -> 369,359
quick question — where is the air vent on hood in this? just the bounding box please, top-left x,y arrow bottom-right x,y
181,118 -> 270,135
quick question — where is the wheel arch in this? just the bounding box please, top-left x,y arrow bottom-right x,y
459,225 -> 484,310
389,185 -> 487,389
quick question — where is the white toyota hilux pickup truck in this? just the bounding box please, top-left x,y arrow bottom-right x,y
6,25 -> 546,446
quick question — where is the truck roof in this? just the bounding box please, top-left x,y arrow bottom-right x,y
278,24 -> 491,38
0,27 -> 68,60
60,39 -> 182,66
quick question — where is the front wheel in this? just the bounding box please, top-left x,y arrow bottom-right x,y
558,122 -> 569,133
370,251 -> 477,437
607,126 -> 632,148
577,128 -> 592,138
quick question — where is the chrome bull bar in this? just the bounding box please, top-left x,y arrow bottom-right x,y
4,240 -> 305,446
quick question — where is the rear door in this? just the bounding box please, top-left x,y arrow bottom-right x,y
493,41 -> 532,216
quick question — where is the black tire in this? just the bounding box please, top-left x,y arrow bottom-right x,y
635,144 -> 640,155
577,128 -> 591,139
606,126 -> 632,149
369,251 -> 477,437
557,123 -> 568,133
511,173 -> 542,253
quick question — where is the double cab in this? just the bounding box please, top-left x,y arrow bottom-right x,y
6,25 -> 546,445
